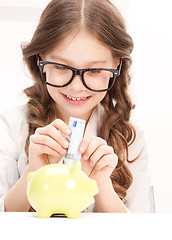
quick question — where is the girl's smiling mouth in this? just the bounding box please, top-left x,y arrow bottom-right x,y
61,93 -> 92,105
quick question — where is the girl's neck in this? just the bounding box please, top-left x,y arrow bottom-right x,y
55,107 -> 94,126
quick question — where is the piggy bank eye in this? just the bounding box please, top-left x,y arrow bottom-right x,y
65,179 -> 76,189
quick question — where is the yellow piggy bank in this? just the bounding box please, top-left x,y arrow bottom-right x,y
27,162 -> 99,218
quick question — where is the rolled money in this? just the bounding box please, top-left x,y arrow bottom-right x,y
63,117 -> 86,165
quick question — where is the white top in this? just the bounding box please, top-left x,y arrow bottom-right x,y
0,105 -> 151,212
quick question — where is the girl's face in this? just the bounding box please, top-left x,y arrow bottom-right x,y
42,30 -> 119,123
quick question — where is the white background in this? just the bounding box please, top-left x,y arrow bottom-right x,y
0,0 -> 172,213
0,212 -> 172,240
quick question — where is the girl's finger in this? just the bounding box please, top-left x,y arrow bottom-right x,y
50,119 -> 71,135
89,145 -> 114,166
30,134 -> 67,155
95,154 -> 118,170
29,139 -> 62,158
38,144 -> 63,158
35,124 -> 70,149
79,135 -> 92,154
82,136 -> 107,160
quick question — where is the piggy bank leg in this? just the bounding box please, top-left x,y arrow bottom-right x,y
37,209 -> 52,218
66,209 -> 80,219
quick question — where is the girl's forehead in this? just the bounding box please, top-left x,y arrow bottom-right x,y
46,30 -> 114,66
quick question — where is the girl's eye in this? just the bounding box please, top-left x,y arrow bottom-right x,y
55,65 -> 68,71
89,69 -> 101,74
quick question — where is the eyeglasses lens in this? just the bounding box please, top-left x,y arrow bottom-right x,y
43,63 -> 114,91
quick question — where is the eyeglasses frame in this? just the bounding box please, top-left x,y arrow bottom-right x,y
37,55 -> 122,92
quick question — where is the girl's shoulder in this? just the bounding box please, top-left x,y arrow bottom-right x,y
0,104 -> 29,142
0,105 -> 29,164
0,104 -> 28,125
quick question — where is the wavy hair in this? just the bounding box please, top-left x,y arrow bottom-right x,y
22,0 -> 136,201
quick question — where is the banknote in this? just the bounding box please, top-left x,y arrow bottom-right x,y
63,117 -> 86,165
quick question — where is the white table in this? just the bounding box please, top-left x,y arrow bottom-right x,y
0,212 -> 171,240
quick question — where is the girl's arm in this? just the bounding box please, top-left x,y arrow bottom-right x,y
94,178 -> 127,213
4,119 -> 71,212
80,135 -> 128,213
4,165 -> 32,212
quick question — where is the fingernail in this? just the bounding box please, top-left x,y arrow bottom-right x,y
63,140 -> 69,148
95,165 -> 100,169
66,128 -> 71,135
61,148 -> 67,154
79,147 -> 85,153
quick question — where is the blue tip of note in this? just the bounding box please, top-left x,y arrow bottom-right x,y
73,121 -> 77,127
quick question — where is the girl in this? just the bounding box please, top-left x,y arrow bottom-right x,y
0,0 -> 150,213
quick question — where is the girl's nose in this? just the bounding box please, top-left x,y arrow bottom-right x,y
68,75 -> 86,91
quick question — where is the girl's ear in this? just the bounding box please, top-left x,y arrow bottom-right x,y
38,53 -> 46,73
114,58 -> 120,69
39,53 -> 44,61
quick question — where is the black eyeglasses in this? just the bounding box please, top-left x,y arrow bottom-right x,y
37,55 -> 122,92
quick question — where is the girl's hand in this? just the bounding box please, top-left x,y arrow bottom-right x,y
79,135 -> 118,185
28,119 -> 71,171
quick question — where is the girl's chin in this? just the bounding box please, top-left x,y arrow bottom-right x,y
57,104 -> 93,122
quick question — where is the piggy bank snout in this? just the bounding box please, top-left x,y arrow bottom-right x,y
27,171 -> 35,182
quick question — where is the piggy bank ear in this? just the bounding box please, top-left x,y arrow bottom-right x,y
27,172 -> 35,182
69,162 -> 81,180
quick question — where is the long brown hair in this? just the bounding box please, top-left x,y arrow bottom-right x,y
22,0 -> 135,201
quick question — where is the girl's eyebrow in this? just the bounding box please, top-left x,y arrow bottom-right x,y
49,55 -> 108,66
